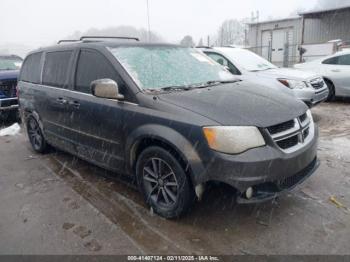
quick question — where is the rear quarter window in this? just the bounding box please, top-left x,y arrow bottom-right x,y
42,51 -> 73,88
20,52 -> 43,83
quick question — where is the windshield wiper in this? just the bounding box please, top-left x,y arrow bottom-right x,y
146,79 -> 241,93
160,85 -> 192,91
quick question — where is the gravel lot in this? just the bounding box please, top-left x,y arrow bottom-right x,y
0,100 -> 349,255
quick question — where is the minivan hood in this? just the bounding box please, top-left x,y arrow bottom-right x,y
158,81 -> 307,127
255,68 -> 318,81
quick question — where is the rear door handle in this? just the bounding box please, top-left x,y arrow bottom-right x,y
56,97 -> 68,105
69,100 -> 80,109
331,69 -> 341,72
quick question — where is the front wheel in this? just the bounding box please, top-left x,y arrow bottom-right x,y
324,79 -> 335,101
136,146 -> 195,218
26,116 -> 48,153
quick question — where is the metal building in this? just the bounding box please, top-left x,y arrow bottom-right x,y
247,5 -> 350,67
247,16 -> 302,67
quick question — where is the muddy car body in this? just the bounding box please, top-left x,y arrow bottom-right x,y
18,39 -> 319,218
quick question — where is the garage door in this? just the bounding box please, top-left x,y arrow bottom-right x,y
271,29 -> 286,64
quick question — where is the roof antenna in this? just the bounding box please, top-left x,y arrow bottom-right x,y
146,0 -> 151,42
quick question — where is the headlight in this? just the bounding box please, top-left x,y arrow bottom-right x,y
278,79 -> 308,89
306,109 -> 314,123
203,126 -> 266,154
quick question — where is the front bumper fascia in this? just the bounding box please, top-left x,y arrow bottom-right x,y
195,125 -> 319,203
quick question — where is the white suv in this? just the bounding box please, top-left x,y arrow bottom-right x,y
198,47 -> 329,107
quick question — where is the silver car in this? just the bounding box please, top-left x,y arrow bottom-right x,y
294,50 -> 350,100
199,47 -> 329,107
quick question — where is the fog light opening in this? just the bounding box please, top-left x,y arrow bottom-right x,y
245,187 -> 253,199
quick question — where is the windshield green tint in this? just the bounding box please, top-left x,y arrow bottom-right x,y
109,46 -> 234,90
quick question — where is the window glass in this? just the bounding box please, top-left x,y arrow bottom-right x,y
43,51 -> 72,88
337,54 -> 350,65
0,56 -> 23,71
322,56 -> 339,65
205,52 -> 241,75
19,53 -> 42,83
109,46 -> 234,90
75,50 -> 120,94
215,48 -> 277,72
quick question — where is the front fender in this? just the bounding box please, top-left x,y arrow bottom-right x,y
125,124 -> 206,186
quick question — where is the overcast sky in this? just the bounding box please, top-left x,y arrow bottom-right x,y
1,0 -> 321,48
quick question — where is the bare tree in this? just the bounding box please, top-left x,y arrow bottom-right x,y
198,38 -> 204,46
180,35 -> 195,47
216,19 -> 245,47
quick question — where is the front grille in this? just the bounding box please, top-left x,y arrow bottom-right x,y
0,80 -> 17,98
299,113 -> 307,123
310,78 -> 325,90
276,135 -> 298,149
303,127 -> 310,139
267,112 -> 313,152
276,158 -> 317,190
267,120 -> 295,135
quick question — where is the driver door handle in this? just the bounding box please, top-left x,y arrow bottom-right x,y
331,69 -> 341,72
69,100 -> 80,109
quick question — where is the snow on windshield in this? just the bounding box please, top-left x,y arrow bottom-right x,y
109,46 -> 234,90
219,48 -> 277,72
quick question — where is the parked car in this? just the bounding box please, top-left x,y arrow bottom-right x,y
18,38 -> 319,218
294,50 -> 350,100
198,47 -> 329,107
0,55 -> 22,121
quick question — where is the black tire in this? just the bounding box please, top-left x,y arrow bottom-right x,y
26,116 -> 48,153
136,146 -> 195,218
324,79 -> 335,102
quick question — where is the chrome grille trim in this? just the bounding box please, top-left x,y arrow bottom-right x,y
267,111 -> 314,153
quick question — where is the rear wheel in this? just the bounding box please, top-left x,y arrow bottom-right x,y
27,116 -> 47,153
324,79 -> 335,101
136,146 -> 195,218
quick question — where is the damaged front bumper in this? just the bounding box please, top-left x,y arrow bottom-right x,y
236,157 -> 320,204
197,124 -> 319,204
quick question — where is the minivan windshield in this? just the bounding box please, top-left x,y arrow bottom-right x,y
217,48 -> 277,72
109,46 -> 235,90
0,57 -> 23,71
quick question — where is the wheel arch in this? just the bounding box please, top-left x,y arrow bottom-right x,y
323,77 -> 336,96
126,124 -> 206,187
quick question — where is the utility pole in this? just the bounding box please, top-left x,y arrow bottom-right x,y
146,0 -> 151,42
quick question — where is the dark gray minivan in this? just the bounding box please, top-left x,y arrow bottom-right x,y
18,37 -> 319,218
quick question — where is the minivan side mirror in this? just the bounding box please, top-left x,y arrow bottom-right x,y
90,79 -> 124,100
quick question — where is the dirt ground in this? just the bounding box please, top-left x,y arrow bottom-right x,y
0,100 -> 349,255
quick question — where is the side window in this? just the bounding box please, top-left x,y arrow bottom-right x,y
42,51 -> 73,88
205,52 -> 241,75
322,56 -> 339,65
337,54 -> 350,65
75,50 -> 128,97
19,52 -> 42,83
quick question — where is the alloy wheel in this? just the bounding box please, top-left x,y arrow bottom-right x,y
143,157 -> 179,207
28,118 -> 43,151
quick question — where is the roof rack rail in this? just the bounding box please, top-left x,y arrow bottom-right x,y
57,39 -> 81,44
79,36 -> 140,42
